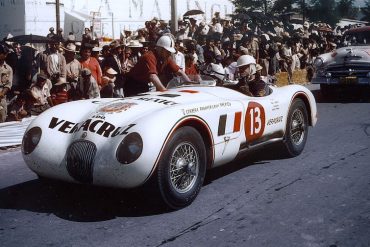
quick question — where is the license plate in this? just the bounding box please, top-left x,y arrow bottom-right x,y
339,76 -> 357,84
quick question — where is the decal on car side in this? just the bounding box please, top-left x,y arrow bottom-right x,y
217,111 -> 242,136
244,102 -> 265,142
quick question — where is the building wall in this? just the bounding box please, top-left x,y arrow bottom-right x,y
0,0 -> 234,39
0,0 -> 25,39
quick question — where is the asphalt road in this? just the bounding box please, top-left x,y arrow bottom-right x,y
1,86 -> 370,247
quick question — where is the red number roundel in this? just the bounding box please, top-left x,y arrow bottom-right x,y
244,102 -> 265,142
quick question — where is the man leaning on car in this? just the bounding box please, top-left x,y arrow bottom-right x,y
124,35 -> 191,97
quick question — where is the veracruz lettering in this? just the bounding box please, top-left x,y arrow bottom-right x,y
48,117 -> 135,138
267,116 -> 283,126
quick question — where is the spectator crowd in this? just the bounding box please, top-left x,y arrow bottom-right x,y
0,12 -> 363,122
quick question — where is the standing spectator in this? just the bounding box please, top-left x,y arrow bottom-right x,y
55,28 -> 64,43
173,41 -> 185,71
46,41 -> 66,85
46,27 -> 55,39
63,43 -> 81,87
124,35 -> 190,96
102,41 -> 125,96
17,44 -> 37,91
79,68 -> 100,99
29,73 -> 53,115
0,44 -> 13,123
67,32 -> 76,42
184,54 -> 198,75
81,28 -> 92,46
127,40 -> 143,65
79,45 -> 102,86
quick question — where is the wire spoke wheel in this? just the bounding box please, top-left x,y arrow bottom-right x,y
283,98 -> 309,157
170,142 -> 199,193
290,109 -> 305,146
157,126 -> 206,209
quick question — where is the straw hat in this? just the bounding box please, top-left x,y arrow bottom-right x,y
106,68 -> 117,75
55,77 -> 68,86
128,40 -> 143,48
63,43 -> 77,53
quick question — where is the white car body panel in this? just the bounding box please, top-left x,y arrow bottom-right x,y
22,84 -> 317,188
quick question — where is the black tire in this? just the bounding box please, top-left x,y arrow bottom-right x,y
283,98 -> 309,157
157,126 -> 207,209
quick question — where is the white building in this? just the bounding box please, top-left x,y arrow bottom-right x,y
0,0 -> 234,40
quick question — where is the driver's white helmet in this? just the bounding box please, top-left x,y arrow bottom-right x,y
237,55 -> 257,75
206,63 -> 226,80
156,35 -> 176,53
237,55 -> 256,67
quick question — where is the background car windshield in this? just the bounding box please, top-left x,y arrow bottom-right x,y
343,31 -> 370,46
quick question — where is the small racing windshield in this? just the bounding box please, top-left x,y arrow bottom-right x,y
166,75 -> 217,89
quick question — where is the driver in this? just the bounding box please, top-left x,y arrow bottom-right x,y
124,34 -> 191,97
235,55 -> 267,97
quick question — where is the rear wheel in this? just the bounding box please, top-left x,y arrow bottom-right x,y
283,98 -> 309,157
157,126 -> 206,209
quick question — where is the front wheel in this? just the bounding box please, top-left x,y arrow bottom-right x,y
157,126 -> 207,209
283,98 -> 309,157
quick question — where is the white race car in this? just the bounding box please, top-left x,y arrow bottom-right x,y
22,76 -> 317,209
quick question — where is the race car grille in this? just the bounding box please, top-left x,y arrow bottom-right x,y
66,140 -> 97,184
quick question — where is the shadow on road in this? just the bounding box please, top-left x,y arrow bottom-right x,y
312,88 -> 370,103
0,178 -> 170,221
0,143 -> 289,222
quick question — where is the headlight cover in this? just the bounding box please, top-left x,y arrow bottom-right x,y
116,132 -> 143,164
22,127 -> 42,155
313,57 -> 324,68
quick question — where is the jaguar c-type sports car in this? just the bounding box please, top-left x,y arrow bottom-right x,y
22,76 -> 317,209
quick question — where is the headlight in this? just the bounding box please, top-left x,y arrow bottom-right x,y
313,57 -> 324,68
22,127 -> 42,155
116,132 -> 143,164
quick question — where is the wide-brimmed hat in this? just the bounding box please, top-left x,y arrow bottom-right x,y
22,43 -> 37,50
63,43 -> 77,53
92,46 -> 102,52
55,77 -> 68,86
128,40 -> 143,48
37,73 -> 48,81
110,41 -> 122,49
106,68 -> 117,75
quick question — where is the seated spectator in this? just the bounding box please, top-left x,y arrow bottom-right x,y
79,68 -> 100,99
6,92 -> 28,121
100,68 -> 117,98
51,77 -> 69,105
29,73 -> 53,115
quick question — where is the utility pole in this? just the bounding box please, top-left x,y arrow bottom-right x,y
171,0 -> 178,34
46,0 -> 64,30
302,0 -> 306,24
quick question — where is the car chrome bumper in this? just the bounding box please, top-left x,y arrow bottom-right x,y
311,77 -> 370,85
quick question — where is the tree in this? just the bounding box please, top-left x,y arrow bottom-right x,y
306,0 -> 339,26
272,0 -> 297,13
361,0 -> 370,21
336,0 -> 357,19
232,0 -> 274,14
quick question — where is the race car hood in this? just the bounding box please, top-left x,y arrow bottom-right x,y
34,86 -> 243,140
319,46 -> 370,67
